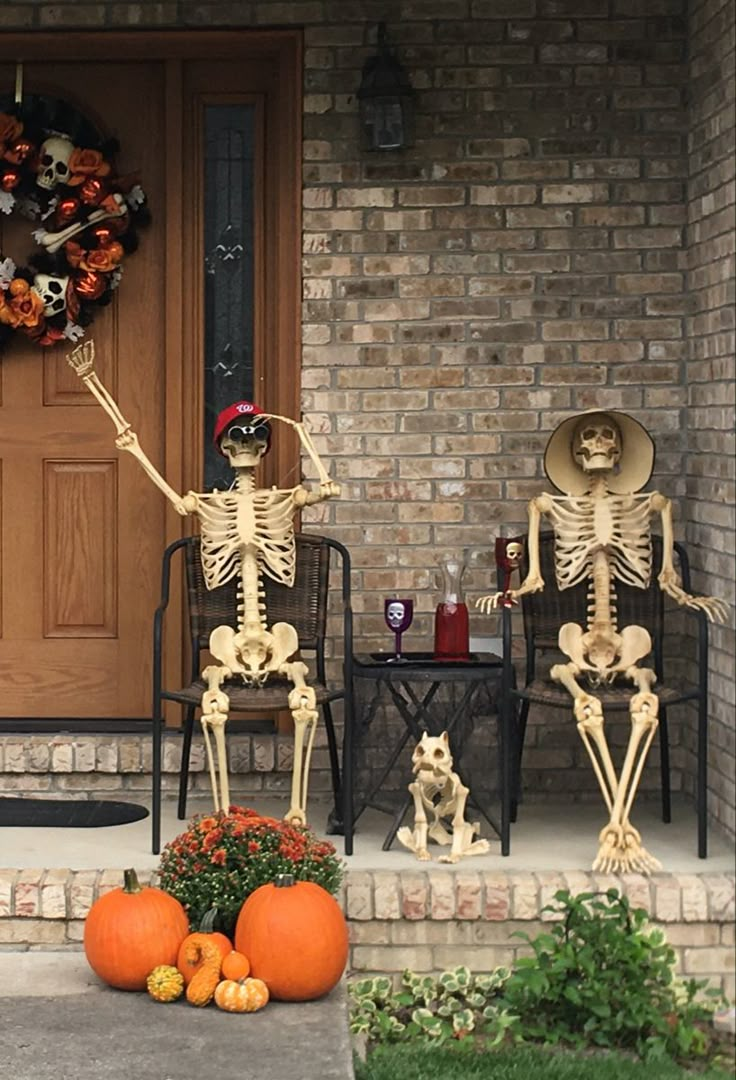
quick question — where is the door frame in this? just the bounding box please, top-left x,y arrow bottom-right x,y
0,31 -> 302,711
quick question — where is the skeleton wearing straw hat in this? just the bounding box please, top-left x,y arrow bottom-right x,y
478,411 -> 727,874
66,341 -> 340,826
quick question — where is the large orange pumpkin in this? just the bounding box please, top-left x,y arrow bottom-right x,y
84,868 -> 189,991
234,874 -> 348,1002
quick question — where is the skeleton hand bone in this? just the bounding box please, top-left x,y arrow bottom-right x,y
475,591 -> 519,613
658,570 -> 729,623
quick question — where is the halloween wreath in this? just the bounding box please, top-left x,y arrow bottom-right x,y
0,94 -> 149,350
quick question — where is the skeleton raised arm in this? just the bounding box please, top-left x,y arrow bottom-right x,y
66,341 -> 189,516
257,413 -> 340,504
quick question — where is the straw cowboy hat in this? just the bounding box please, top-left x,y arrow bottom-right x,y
543,409 -> 655,496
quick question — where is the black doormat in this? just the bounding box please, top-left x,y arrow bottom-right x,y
0,798 -> 149,828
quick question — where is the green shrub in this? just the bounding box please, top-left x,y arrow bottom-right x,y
349,889 -> 725,1068
501,889 -> 721,1062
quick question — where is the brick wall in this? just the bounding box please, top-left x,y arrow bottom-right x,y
1,1 -> 733,834
686,0 -> 736,840
1,866 -> 733,998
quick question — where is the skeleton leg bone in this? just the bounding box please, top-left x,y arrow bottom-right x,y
397,782 -> 432,860
281,661 -> 318,825
200,665 -> 233,813
596,688 -> 661,874
551,661 -> 618,813
437,778 -> 491,864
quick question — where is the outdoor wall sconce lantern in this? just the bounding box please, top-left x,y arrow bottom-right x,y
357,23 -> 415,151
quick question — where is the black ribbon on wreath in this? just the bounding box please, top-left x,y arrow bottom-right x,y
0,91 -> 151,351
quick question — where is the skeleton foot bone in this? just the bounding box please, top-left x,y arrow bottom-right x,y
593,822 -> 662,874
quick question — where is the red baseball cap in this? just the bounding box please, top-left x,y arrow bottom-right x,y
213,400 -> 270,455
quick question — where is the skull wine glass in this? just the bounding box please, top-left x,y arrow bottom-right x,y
384,598 -> 414,663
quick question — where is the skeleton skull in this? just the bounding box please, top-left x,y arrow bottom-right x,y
505,541 -> 524,568
573,413 -> 622,473
412,731 -> 453,777
36,136 -> 74,190
32,273 -> 69,317
386,601 -> 408,629
219,418 -> 271,468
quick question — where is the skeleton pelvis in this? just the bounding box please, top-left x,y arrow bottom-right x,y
209,621 -> 299,683
559,621 -> 651,680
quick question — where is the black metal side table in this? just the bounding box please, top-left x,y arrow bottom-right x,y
344,651 -> 510,857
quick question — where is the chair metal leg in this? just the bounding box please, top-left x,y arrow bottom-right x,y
152,705 -> 162,855
658,706 -> 671,824
342,690 -> 354,857
500,694 -> 513,857
322,702 -> 344,834
698,689 -> 708,859
511,699 -> 530,822
177,705 -> 197,821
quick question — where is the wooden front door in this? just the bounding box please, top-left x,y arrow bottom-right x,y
0,34 -> 300,720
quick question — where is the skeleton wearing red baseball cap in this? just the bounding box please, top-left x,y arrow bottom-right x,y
67,340 -> 341,838
213,400 -> 272,456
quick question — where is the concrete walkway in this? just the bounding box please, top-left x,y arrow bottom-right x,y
0,952 -> 355,1080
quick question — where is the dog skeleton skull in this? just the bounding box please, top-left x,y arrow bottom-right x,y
66,340 -> 341,830
477,409 -> 728,874
397,732 -> 490,864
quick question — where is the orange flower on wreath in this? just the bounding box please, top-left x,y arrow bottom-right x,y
64,240 -> 123,274
67,148 -> 111,186
0,279 -> 45,329
82,243 -> 124,273
0,113 -> 23,152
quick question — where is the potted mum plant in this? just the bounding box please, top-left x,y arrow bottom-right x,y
157,804 -> 343,937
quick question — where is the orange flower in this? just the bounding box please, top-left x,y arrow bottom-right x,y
67,148 -> 111,185
0,280 -> 45,329
0,113 -> 23,149
80,243 -> 123,273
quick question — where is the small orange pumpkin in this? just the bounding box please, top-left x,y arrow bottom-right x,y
84,868 -> 189,992
221,949 -> 250,981
214,977 -> 269,1013
176,909 -> 232,987
234,874 -> 348,1002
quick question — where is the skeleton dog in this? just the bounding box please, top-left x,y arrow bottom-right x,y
478,410 -> 728,874
397,731 -> 490,864
67,340 -> 340,825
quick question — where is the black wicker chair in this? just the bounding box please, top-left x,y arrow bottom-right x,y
500,532 -> 712,858
150,532 -> 353,854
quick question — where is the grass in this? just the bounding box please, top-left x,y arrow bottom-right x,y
354,1044 -> 733,1080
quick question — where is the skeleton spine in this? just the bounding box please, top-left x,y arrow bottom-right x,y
235,470 -> 267,631
589,549 -> 617,634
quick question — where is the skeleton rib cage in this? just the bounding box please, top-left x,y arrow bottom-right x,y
548,492 -> 654,634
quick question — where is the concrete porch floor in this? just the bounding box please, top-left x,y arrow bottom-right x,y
1,794 -> 732,875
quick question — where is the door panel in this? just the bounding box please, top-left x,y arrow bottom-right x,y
0,34 -> 300,722
0,61 -> 166,717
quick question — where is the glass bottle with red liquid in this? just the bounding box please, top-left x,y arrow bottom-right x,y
433,554 -> 470,661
